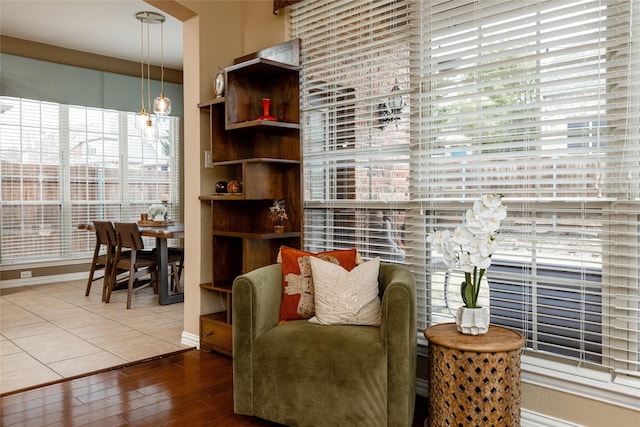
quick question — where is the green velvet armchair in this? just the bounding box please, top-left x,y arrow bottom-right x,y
232,262 -> 417,427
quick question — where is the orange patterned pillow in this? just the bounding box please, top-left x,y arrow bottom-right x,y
279,246 -> 359,321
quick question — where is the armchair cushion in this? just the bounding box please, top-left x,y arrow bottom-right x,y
279,246 -> 359,321
308,256 -> 382,325
253,320 -> 387,426
233,262 -> 417,427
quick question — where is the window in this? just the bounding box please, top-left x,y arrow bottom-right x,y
0,96 -> 181,264
291,0 -> 640,393
291,0 -> 412,262
414,0 -> 639,379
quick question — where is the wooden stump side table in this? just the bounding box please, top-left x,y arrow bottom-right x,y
424,323 -> 526,427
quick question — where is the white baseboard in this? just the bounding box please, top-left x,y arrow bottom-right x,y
181,330 -> 200,349
0,272 -> 87,289
521,410 -> 584,427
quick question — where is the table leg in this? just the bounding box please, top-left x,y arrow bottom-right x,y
156,237 -> 184,305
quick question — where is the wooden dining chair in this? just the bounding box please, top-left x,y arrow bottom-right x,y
106,222 -> 158,309
85,221 -> 118,301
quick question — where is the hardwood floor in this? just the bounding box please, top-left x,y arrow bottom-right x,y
1,348 -> 428,426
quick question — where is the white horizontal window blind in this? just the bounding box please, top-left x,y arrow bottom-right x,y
0,96 -> 181,265
0,99 -> 62,260
291,0 -> 412,262
414,0 -> 640,379
291,0 -> 640,386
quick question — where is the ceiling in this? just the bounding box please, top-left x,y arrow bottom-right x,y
0,0 -> 183,70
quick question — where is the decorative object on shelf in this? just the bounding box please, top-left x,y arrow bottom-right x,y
214,67 -> 225,98
256,98 -> 277,121
215,181 -> 228,193
378,78 -> 405,130
427,194 -> 507,335
269,199 -> 288,232
147,203 -> 168,221
227,179 -> 242,193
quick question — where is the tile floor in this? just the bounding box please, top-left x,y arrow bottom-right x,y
0,277 -> 189,395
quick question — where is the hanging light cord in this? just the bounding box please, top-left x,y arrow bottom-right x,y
139,19 -> 145,113
160,22 -> 165,95
146,18 -> 152,121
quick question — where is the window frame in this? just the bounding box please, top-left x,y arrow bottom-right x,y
0,96 -> 182,266
291,0 -> 640,407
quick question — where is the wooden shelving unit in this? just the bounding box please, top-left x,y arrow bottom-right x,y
198,57 -> 302,356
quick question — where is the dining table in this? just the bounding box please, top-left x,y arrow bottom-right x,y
78,222 -> 184,305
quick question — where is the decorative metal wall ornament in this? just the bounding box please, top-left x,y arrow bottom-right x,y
378,79 -> 405,130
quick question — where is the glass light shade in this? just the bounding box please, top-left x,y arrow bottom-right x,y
142,120 -> 158,143
135,108 -> 148,129
153,94 -> 171,116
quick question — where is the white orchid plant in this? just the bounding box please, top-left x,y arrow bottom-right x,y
427,194 -> 507,309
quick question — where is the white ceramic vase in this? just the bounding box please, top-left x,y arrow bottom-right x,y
456,306 -> 489,335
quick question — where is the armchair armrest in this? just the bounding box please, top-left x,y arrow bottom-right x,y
379,263 -> 417,426
233,263 -> 282,345
232,263 -> 282,414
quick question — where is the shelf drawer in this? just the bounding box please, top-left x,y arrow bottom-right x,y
200,313 -> 232,356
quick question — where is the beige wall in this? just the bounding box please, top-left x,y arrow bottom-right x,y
0,35 -> 182,84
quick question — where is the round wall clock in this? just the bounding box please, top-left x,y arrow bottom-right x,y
214,70 -> 225,98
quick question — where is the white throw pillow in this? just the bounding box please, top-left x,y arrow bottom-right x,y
308,256 -> 381,325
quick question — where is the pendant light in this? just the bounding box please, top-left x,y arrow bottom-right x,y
153,17 -> 171,116
135,11 -> 164,142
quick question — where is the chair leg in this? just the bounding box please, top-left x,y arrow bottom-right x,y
85,249 -> 100,296
105,255 -> 121,303
177,253 -> 184,281
151,270 -> 159,294
100,262 -> 111,302
170,262 -> 181,293
126,270 -> 136,309
85,266 -> 97,297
